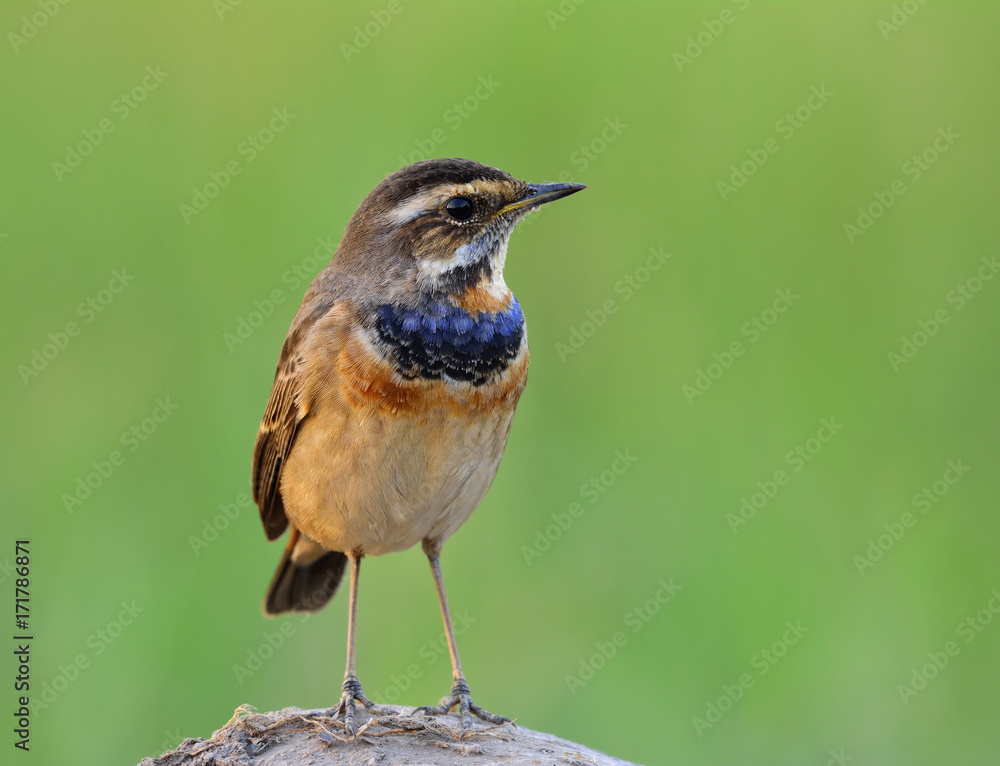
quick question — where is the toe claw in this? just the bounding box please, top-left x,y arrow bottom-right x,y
469,701 -> 510,726
335,675 -> 381,740
411,680 -> 510,734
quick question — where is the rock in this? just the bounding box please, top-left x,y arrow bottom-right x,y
141,703 -> 641,765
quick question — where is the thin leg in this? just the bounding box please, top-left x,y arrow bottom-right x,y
414,542 -> 511,735
335,552 -> 382,737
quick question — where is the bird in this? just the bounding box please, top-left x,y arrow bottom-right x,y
251,158 -> 585,736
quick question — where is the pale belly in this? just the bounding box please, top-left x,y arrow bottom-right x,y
280,399 -> 516,556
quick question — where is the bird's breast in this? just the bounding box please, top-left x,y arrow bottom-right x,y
285,295 -> 527,554
330,295 -> 528,417
373,292 -> 526,388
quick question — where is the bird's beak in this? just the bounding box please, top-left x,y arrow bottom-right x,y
498,182 -> 587,215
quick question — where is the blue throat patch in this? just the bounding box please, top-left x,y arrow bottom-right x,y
375,298 -> 525,385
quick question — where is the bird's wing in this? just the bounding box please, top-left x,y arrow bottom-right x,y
252,295 -> 336,541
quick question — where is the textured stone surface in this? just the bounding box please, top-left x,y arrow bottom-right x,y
140,704 -> 642,766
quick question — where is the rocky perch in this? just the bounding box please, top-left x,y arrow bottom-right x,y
140,704 -> 642,765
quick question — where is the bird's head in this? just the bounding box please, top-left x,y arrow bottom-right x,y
335,158 -> 585,308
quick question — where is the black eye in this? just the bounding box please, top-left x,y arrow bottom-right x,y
444,196 -> 475,221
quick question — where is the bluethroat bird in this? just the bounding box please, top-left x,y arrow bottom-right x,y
251,158 -> 584,735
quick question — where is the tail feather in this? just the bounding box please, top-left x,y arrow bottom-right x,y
264,528 -> 347,616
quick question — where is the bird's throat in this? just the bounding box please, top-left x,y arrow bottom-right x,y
374,298 -> 525,386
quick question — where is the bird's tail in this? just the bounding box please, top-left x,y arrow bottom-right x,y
263,528 -> 347,616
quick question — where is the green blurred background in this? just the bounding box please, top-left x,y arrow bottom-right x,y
3,2 -> 999,764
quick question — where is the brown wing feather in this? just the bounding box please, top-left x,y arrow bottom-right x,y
252,294 -> 335,541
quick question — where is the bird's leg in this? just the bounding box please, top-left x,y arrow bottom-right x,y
414,541 -> 511,735
335,551 -> 383,738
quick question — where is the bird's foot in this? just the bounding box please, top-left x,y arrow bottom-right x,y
414,678 -> 511,737
335,675 -> 385,739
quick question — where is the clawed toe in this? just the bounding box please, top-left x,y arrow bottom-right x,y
335,675 -> 384,738
414,679 -> 511,736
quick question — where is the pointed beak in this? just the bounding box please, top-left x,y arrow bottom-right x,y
498,182 -> 587,215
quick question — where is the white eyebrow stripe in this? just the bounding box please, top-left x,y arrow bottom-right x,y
385,181 -> 485,226
387,189 -> 439,225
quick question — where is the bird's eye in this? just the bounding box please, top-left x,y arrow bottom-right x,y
444,197 -> 475,221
